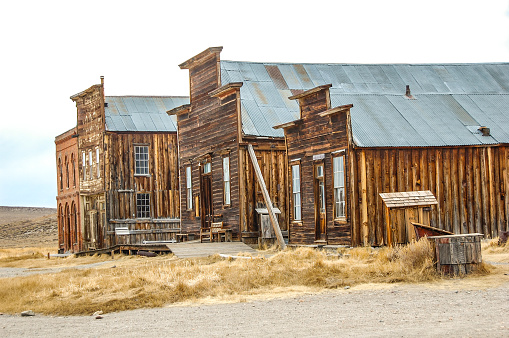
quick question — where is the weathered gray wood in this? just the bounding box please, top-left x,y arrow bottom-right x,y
247,144 -> 286,250
166,242 -> 258,258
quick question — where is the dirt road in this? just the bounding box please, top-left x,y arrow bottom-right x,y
2,282 -> 508,337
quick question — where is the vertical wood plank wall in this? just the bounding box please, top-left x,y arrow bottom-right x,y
238,146 -> 288,238
282,88 -> 351,245
177,51 -> 242,238
351,146 -> 509,246
104,132 -> 180,246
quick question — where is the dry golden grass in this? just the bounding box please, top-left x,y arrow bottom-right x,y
0,238 -> 448,316
0,247 -> 115,269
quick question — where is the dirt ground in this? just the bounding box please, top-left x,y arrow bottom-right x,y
1,206 -> 508,337
1,281 -> 508,337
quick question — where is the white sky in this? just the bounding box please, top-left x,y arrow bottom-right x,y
0,0 -> 508,207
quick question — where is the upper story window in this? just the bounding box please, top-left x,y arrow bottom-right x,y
65,157 -> 69,188
82,151 -> 86,180
71,154 -> 76,187
58,158 -> 63,191
186,166 -> 192,210
223,156 -> 230,205
88,150 -> 93,179
96,148 -> 100,178
292,164 -> 301,221
134,145 -> 149,176
333,154 -> 346,219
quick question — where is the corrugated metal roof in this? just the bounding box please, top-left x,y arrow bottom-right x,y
220,60 -> 509,146
104,96 -> 189,132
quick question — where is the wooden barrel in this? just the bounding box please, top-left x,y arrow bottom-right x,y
428,234 -> 483,275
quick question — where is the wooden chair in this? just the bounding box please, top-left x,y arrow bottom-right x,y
200,222 -> 232,242
210,222 -> 224,242
200,226 -> 212,242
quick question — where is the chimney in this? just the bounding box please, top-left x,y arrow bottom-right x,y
100,76 -> 104,85
405,85 -> 414,99
478,126 -> 490,136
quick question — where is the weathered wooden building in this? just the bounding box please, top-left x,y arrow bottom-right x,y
55,127 -> 82,252
214,53 -> 509,246
171,47 -> 290,244
58,49 -> 509,250
57,77 -> 188,252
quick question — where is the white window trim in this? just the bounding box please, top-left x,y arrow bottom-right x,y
333,154 -> 346,220
186,166 -> 192,210
223,156 -> 231,206
88,150 -> 93,180
134,145 -> 150,176
96,148 -> 100,178
292,164 -> 301,221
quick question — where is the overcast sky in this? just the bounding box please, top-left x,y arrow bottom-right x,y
1,0 -> 508,208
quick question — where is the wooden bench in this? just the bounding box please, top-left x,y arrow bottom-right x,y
176,233 -> 188,243
200,222 -> 232,242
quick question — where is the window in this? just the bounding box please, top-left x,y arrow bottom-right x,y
71,154 -> 76,187
186,166 -> 192,210
65,157 -> 69,188
58,158 -> 63,191
223,157 -> 230,205
316,164 -> 325,213
292,164 -> 301,221
333,155 -> 346,219
88,150 -> 93,179
134,145 -> 149,175
136,193 -> 150,218
96,148 -> 100,178
203,161 -> 211,174
82,152 -> 86,180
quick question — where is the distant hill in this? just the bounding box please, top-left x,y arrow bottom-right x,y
0,206 -> 57,248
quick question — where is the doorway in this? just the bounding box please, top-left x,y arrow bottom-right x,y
201,162 -> 213,229
314,163 -> 326,241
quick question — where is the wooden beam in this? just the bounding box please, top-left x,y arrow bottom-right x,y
247,144 -> 286,250
360,150 -> 369,246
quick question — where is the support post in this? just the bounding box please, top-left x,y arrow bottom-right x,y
247,144 -> 286,250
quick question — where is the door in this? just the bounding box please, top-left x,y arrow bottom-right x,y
314,163 -> 326,240
201,164 -> 213,229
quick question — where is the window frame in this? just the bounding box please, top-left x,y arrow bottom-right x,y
332,152 -> 347,221
186,166 -> 192,210
71,154 -> 76,187
136,193 -> 150,219
88,150 -> 93,179
223,156 -> 231,206
65,157 -> 69,189
134,144 -> 150,176
58,158 -> 63,191
291,162 -> 302,221
96,148 -> 100,178
82,151 -> 86,180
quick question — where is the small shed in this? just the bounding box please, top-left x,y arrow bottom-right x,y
379,191 -> 438,246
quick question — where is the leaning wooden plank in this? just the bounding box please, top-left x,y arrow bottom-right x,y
247,144 -> 286,250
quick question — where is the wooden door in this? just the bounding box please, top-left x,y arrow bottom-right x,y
201,174 -> 213,229
314,163 -> 326,240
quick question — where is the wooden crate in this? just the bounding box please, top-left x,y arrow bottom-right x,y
428,234 -> 483,275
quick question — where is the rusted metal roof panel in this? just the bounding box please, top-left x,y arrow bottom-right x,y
220,60 -> 509,142
104,96 -> 189,132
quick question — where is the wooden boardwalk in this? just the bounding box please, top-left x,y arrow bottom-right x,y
166,241 -> 259,258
